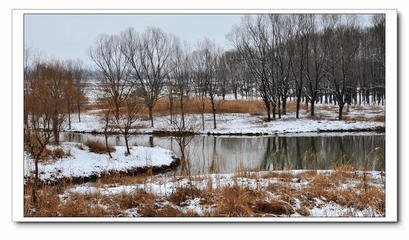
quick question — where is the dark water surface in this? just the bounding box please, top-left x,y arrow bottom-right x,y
62,133 -> 385,175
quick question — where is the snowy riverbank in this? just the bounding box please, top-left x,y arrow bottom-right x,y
24,142 -> 179,183
66,105 -> 385,135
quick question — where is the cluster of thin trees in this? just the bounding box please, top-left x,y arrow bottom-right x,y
228,14 -> 385,120
90,14 -> 385,147
24,57 -> 85,202
90,27 -> 227,154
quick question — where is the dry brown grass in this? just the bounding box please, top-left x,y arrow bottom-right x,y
115,190 -> 155,210
24,168 -> 385,217
252,200 -> 294,216
95,173 -> 155,186
151,98 -> 267,116
84,140 -> 115,154
24,184 -> 111,217
215,185 -> 256,217
343,115 -> 385,122
51,147 -> 70,159
41,147 -> 71,162
85,97 -> 384,124
261,171 -> 296,182
167,186 -> 205,206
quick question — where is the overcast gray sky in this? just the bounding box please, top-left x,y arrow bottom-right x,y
24,14 -> 374,68
24,14 -> 245,67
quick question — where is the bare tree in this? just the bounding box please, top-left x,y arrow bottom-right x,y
269,15 -> 294,117
191,50 -> 208,130
193,39 -> 220,129
120,27 -> 174,127
29,62 -> 67,145
70,60 -> 85,122
115,90 -> 143,155
323,15 -> 360,120
62,61 -> 75,130
217,53 -> 231,100
24,61 -> 56,205
228,15 -> 274,121
303,15 -> 328,116
170,40 -> 191,129
290,14 -> 309,118
224,51 -> 241,99
90,34 -> 132,121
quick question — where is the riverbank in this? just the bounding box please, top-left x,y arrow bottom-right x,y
66,103 -> 385,136
24,169 -> 385,217
24,142 -> 179,184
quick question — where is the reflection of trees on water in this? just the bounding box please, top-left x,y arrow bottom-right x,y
295,138 -> 303,169
209,137 -> 220,173
61,133 -> 385,173
255,135 -> 384,171
149,136 -> 154,147
260,137 -> 273,171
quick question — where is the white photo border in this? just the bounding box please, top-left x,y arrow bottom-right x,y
12,9 -> 398,222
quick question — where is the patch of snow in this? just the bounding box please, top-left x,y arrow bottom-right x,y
66,111 -> 384,135
24,142 -> 177,182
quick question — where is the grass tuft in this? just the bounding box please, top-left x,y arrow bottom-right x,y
84,140 -> 115,154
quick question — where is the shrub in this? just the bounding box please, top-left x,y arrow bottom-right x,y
52,147 -> 69,159
85,140 -> 115,154
167,186 -> 203,206
253,200 -> 294,216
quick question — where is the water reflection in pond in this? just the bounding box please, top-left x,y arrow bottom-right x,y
62,133 -> 385,175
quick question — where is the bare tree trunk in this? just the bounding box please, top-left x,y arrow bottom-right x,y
114,103 -> 120,122
272,104 -> 276,119
212,108 -> 217,129
210,98 -> 217,129
34,158 -> 39,186
67,101 -> 71,130
310,100 -> 315,116
52,116 -> 59,145
263,99 -> 271,121
169,95 -> 174,124
201,98 -> 205,131
148,106 -> 154,127
282,97 -> 287,115
124,131 -> 130,155
77,103 -> 81,122
338,105 -> 344,120
105,131 -> 112,158
296,96 -> 301,119
180,96 -> 185,129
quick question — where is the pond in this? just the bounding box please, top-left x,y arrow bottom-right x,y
62,133 -> 385,175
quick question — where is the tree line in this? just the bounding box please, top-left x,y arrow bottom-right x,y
228,14 -> 385,120
23,14 -> 385,161
89,14 -> 385,142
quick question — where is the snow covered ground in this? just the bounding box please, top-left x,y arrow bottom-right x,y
67,105 -> 385,135
64,170 -> 385,217
24,142 -> 178,183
